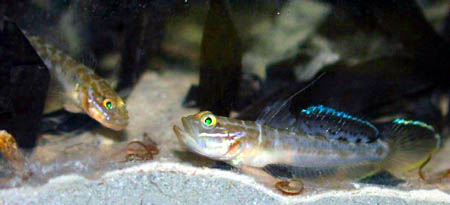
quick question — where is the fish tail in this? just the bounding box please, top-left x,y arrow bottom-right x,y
380,119 -> 441,176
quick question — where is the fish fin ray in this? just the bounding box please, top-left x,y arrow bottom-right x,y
263,163 -> 382,186
379,119 -> 441,176
256,73 -> 325,128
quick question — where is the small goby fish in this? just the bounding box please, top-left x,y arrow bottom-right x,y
173,107 -> 441,184
25,34 -> 129,131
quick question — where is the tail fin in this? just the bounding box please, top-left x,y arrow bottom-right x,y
380,119 -> 441,176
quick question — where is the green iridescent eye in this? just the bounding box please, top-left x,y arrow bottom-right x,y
103,99 -> 114,110
200,113 -> 216,127
204,117 -> 212,125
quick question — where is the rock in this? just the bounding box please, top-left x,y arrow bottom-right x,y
0,17 -> 50,149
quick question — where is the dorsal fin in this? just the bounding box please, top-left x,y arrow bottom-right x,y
256,72 -> 326,127
296,105 -> 379,143
256,74 -> 379,143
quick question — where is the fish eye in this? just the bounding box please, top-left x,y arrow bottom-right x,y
103,99 -> 114,110
201,113 -> 216,128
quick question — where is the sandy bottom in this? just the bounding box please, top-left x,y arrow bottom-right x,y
0,162 -> 449,204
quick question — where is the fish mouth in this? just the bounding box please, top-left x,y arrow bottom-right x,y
87,108 -> 129,131
173,117 -> 202,154
98,115 -> 129,131
103,120 -> 129,131
173,125 -> 187,144
106,111 -> 130,131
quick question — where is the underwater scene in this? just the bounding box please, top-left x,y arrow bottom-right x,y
0,0 -> 449,204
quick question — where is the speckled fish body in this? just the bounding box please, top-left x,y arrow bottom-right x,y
297,105 -> 379,143
174,107 -> 441,182
237,121 -> 387,168
25,34 -> 129,131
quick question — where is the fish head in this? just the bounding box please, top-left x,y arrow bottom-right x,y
79,80 -> 129,131
173,111 -> 246,161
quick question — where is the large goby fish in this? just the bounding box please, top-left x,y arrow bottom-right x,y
173,105 -> 441,184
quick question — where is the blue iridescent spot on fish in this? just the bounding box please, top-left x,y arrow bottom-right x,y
301,105 -> 357,120
301,105 -> 377,130
392,118 -> 435,131
391,118 -> 441,149
299,105 -> 379,143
